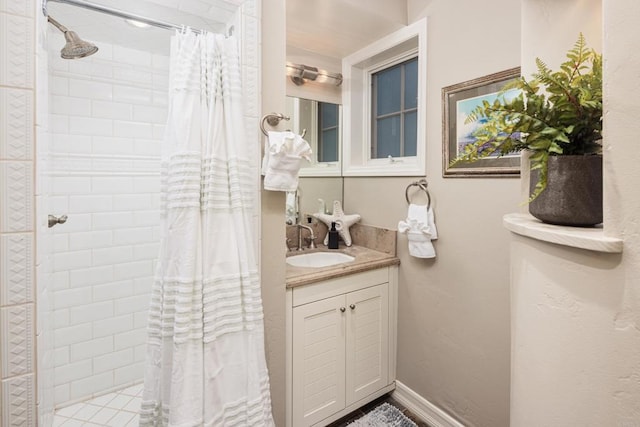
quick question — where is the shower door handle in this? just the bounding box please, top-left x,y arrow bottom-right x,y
48,214 -> 68,228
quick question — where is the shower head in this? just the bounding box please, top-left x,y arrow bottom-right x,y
47,15 -> 98,59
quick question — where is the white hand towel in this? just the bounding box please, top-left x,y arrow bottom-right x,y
398,203 -> 436,258
262,131 -> 312,191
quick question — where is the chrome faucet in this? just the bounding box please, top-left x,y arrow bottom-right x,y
297,224 -> 316,250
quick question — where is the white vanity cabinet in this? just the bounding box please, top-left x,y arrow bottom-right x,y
286,266 -> 398,427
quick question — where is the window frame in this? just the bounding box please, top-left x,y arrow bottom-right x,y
342,18 -> 427,176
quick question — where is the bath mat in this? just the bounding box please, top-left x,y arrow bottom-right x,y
347,403 -> 418,427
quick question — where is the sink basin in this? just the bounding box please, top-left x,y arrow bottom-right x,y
286,252 -> 355,268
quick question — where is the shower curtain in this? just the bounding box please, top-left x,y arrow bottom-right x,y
140,30 -> 274,427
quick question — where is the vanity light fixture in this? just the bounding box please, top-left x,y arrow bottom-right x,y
286,62 -> 343,86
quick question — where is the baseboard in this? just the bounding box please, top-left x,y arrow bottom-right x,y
392,381 -> 465,427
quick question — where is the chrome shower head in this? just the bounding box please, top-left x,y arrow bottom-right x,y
47,15 -> 98,59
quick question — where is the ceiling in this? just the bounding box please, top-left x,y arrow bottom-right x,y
286,0 -> 408,59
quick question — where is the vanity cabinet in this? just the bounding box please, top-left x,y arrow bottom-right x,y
286,267 -> 398,427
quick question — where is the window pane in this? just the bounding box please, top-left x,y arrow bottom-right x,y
319,129 -> 338,162
403,111 -> 417,156
404,58 -> 418,109
375,115 -> 401,158
374,65 -> 401,116
320,102 -> 338,127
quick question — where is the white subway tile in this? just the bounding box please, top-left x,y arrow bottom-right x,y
114,362 -> 144,385
69,300 -> 113,324
113,85 -> 152,104
70,336 -> 113,362
53,249 -> 92,271
133,311 -> 148,329
70,117 -> 113,136
92,100 -> 133,120
50,76 -> 69,96
69,372 -> 114,401
114,294 -> 150,316
69,79 -> 113,100
92,246 -> 134,267
114,121 -> 153,139
91,177 -> 134,195
54,309 -> 69,329
113,227 -> 153,245
132,105 -> 167,124
152,73 -> 169,90
134,344 -> 146,362
52,271 -> 69,291
54,323 -> 92,347
113,46 -> 151,67
51,176 -> 91,195
151,54 -> 169,69
114,260 -> 152,281
48,195 -> 69,212
114,328 -> 146,351
49,114 -> 69,134
68,195 -> 113,214
93,279 -> 134,302
133,243 -> 159,262
91,136 -> 134,155
152,90 -> 167,107
133,211 -> 160,227
54,347 -> 69,366
152,124 -> 165,139
112,194 -> 152,211
94,348 -> 133,373
53,287 -> 92,310
133,139 -> 161,156
92,43 -> 113,61
54,383 -> 70,406
53,233 -> 68,252
132,176 -> 160,193
113,66 -> 153,84
93,314 -> 132,338
68,231 -> 113,251
69,265 -> 114,288
51,134 -> 92,154
51,95 -> 91,117
54,359 -> 92,385
91,211 -> 134,230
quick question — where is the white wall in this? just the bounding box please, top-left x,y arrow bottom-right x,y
47,35 -> 168,405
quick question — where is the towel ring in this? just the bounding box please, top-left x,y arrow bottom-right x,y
260,113 -> 289,136
405,179 -> 431,209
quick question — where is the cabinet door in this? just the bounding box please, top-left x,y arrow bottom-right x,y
345,283 -> 389,406
292,295 -> 346,426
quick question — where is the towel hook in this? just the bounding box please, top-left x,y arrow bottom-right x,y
405,178 -> 431,209
260,113 -> 290,136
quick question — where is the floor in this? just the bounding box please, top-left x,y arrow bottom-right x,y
52,384 -> 142,426
52,387 -> 428,427
327,393 -> 431,427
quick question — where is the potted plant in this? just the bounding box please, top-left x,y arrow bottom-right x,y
451,34 -> 603,226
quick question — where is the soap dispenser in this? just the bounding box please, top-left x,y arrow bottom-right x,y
328,222 -> 339,249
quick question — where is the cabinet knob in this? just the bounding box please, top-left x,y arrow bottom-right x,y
349,304 -> 356,310
340,307 -> 346,312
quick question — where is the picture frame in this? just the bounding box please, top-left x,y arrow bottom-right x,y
442,67 -> 521,177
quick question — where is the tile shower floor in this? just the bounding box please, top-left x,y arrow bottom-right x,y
53,384 -> 142,426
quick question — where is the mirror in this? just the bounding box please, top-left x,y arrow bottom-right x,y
285,96 -> 343,224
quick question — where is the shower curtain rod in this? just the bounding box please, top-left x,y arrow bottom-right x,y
42,0 -> 205,34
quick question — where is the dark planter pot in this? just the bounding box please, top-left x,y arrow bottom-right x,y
529,155 -> 603,227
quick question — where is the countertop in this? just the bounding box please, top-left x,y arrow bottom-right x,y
285,245 -> 400,288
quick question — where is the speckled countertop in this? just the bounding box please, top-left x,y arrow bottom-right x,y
285,223 -> 400,288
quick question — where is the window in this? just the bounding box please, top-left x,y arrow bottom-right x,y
342,18 -> 427,176
318,102 -> 339,162
371,57 -> 418,159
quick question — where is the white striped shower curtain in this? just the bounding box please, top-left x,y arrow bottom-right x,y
139,30 -> 274,427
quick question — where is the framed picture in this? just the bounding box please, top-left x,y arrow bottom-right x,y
442,67 -> 521,177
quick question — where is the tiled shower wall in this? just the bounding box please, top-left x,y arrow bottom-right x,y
47,34 -> 169,406
0,0 -> 37,425
0,0 -> 260,423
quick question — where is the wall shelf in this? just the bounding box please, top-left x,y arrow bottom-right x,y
503,213 -> 623,253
